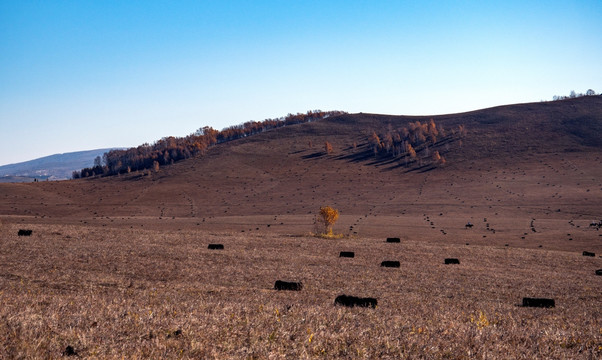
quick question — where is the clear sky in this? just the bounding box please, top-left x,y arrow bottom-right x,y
1,0 -> 601,166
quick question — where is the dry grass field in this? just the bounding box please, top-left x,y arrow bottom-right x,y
0,224 -> 600,359
0,97 -> 601,358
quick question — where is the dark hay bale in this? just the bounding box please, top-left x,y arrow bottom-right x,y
17,229 -> 33,236
386,237 -> 400,243
167,329 -> 182,338
522,297 -> 555,308
444,258 -> 460,265
380,260 -> 400,268
582,251 -> 595,257
595,269 -> 602,276
63,345 -> 76,356
274,280 -> 303,291
334,294 -> 377,308
339,251 -> 355,258
207,244 -> 224,250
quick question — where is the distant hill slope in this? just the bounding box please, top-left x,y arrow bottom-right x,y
0,148 -> 118,181
0,96 -> 600,229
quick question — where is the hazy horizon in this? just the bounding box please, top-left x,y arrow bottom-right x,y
1,0 -> 601,166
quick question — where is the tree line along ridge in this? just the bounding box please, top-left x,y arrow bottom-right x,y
73,110 -> 346,179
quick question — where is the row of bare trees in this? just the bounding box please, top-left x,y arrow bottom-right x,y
552,89 -> 597,101
73,110 -> 346,179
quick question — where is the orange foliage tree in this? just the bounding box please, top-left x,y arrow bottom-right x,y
406,143 -> 417,159
325,141 -> 333,154
318,206 -> 339,235
432,150 -> 446,166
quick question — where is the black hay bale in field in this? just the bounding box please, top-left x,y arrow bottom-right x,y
380,260 -> 400,268
339,251 -> 355,258
522,297 -> 555,308
63,345 -> 76,356
17,229 -> 33,236
274,280 -> 303,291
334,294 -> 377,308
207,244 -> 224,250
386,237 -> 400,243
595,269 -> 602,276
167,329 -> 182,338
444,258 -> 460,265
582,251 -> 595,257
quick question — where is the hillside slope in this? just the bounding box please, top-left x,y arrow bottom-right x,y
0,97 -> 601,250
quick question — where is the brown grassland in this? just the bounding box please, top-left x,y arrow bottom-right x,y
0,97 -> 601,358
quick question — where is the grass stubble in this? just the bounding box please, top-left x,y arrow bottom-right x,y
0,223 -> 600,359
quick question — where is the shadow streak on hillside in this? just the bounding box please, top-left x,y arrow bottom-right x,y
122,173 -> 146,181
302,152 -> 326,160
289,149 -> 308,155
335,148 -> 413,167
327,142 -> 443,173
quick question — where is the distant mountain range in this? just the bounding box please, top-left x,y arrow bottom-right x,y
0,148 -> 118,182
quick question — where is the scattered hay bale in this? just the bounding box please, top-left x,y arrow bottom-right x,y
444,258 -> 460,265
339,251 -> 355,258
207,244 -> 224,250
595,269 -> 602,276
17,229 -> 33,236
334,294 -> 377,308
380,260 -> 400,268
167,329 -> 182,338
582,251 -> 595,257
274,280 -> 303,291
386,237 -> 400,243
522,297 -> 555,308
63,345 -> 76,356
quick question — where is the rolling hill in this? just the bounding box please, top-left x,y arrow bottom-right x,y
1,96 -> 601,358
0,96 -> 600,248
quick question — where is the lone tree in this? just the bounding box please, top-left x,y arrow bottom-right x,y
317,206 -> 339,235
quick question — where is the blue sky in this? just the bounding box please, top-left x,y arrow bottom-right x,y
1,0 -> 601,166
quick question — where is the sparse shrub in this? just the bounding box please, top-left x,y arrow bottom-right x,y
325,141 -> 333,154
469,311 -> 490,329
